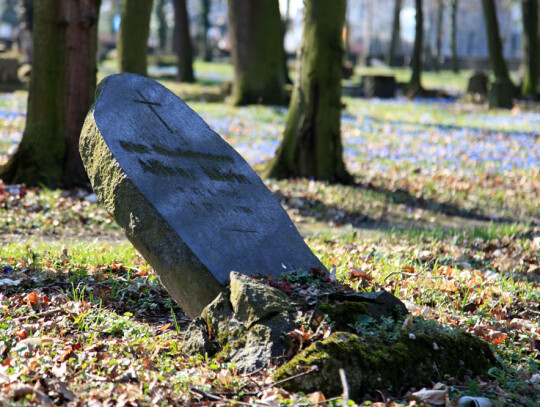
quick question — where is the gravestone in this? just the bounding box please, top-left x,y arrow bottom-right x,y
363,75 -> 396,98
466,71 -> 489,96
79,73 -> 326,318
0,58 -> 22,92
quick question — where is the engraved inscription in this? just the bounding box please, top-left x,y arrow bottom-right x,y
222,228 -> 258,234
152,143 -> 234,163
120,140 -> 150,154
138,158 -> 195,179
201,166 -> 249,184
133,90 -> 174,133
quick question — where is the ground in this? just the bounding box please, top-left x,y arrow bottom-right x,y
0,63 -> 538,406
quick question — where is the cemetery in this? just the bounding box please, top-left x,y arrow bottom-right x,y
0,1 -> 538,406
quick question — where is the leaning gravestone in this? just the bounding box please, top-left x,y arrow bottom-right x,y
80,73 -> 326,318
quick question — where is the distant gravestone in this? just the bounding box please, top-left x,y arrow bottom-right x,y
467,71 -> 489,95
0,58 -> 22,92
363,75 -> 396,98
80,73 -> 326,318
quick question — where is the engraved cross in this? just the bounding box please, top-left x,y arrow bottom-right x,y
133,90 -> 173,133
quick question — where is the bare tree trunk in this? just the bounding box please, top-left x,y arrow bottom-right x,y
451,0 -> 459,72
173,0 -> 195,82
408,0 -> 424,95
522,0 -> 538,99
199,0 -> 212,61
227,0 -> 285,105
0,0 -> 100,187
281,0 -> 292,85
117,0 -> 153,76
156,0 -> 168,52
386,0 -> 402,66
481,0 -> 514,108
264,0 -> 352,184
435,0 -> 443,71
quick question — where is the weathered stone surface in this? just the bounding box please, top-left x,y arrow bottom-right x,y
79,73 -> 326,317
274,329 -> 496,400
229,312 -> 294,373
230,271 -> 293,327
183,271 -> 295,372
182,317 -> 216,356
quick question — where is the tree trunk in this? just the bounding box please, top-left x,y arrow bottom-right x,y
0,0 -> 100,187
227,0 -> 285,105
281,0 -> 292,85
451,0 -> 459,72
173,0 -> 195,82
264,0 -> 352,184
117,0 -> 153,76
386,0 -> 402,66
481,0 -> 514,108
156,0 -> 168,52
435,0 -> 443,71
521,0 -> 538,99
199,0 -> 212,61
408,0 -> 424,95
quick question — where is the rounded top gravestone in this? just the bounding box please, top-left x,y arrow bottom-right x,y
79,73 -> 326,318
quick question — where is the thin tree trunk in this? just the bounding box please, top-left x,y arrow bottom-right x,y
156,0 -> 168,52
451,0 -> 459,72
408,0 -> 424,95
481,0 -> 514,108
281,0 -> 292,85
521,0 -> 538,98
173,0 -> 195,82
386,0 -> 402,66
117,0 -> 153,76
435,0 -> 443,71
199,0 -> 211,61
227,0 -> 285,105
0,0 -> 100,187
264,0 -> 352,184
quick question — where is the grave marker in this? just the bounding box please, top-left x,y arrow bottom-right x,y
80,73 -> 326,317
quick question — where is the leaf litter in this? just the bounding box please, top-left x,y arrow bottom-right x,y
0,92 -> 539,405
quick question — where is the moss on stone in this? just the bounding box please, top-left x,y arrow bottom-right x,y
317,301 -> 369,325
274,328 -> 496,400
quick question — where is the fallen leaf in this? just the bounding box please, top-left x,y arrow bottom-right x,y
27,291 -> 39,305
55,382 -> 75,401
349,268 -> 373,281
159,322 -> 172,331
306,391 -> 326,403
411,388 -> 447,405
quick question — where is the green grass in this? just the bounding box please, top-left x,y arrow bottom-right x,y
0,61 -> 538,405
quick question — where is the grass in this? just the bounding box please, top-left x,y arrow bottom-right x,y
0,61 -> 538,405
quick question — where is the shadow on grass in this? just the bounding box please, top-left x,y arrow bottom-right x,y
280,181 -> 526,238
365,115 -> 540,139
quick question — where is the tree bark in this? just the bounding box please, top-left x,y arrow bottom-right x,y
117,0 -> 153,76
199,0 -> 212,61
451,0 -> 459,72
0,0 -> 100,187
521,0 -> 538,99
435,0 -> 443,71
156,0 -> 168,52
386,0 -> 402,66
281,0 -> 292,85
481,0 -> 514,108
173,0 -> 195,82
264,0 -> 352,184
227,0 -> 285,105
408,0 -> 424,95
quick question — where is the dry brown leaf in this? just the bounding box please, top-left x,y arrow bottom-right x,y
306,391 -> 326,403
